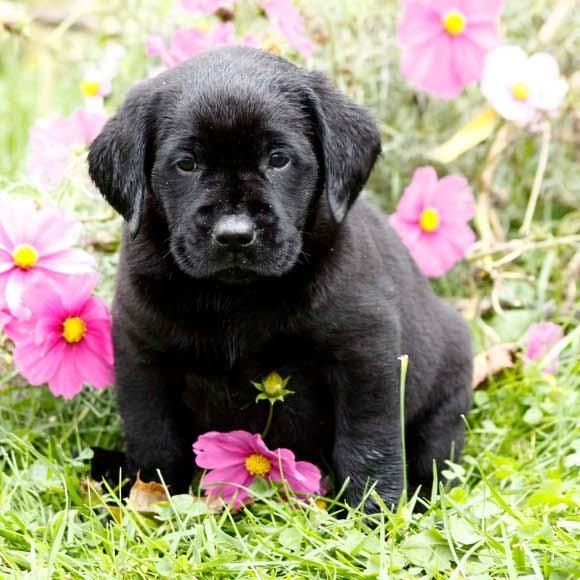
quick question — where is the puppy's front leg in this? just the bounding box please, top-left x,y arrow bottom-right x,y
332,355 -> 404,511
114,332 -> 194,493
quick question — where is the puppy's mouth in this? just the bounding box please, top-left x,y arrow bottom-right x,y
170,233 -> 303,282
214,267 -> 259,285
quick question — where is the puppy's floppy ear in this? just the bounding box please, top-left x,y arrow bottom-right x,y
88,81 -> 158,236
305,71 -> 381,223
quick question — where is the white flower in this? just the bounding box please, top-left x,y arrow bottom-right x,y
80,44 -> 124,101
481,45 -> 568,127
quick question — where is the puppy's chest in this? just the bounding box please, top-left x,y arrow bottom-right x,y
179,334 -> 335,461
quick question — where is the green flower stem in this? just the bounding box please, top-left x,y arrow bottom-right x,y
399,355 -> 409,502
520,121 -> 551,235
262,402 -> 275,439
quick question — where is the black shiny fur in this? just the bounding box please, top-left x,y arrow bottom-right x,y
88,47 -> 472,510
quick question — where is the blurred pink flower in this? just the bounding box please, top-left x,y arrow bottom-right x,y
524,322 -> 564,374
397,0 -> 504,98
258,0 -> 313,56
0,308 -> 11,331
5,274 -> 114,399
481,45 -> 568,127
194,430 -> 323,508
146,23 -> 258,69
390,166 -> 476,277
27,107 -> 107,187
181,0 -> 234,13
0,197 -> 95,315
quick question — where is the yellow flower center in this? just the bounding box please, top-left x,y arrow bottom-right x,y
62,317 -> 87,344
511,81 -> 529,101
245,453 -> 271,477
80,79 -> 101,97
12,244 -> 39,269
419,208 -> 440,233
261,38 -> 282,55
442,10 -> 466,36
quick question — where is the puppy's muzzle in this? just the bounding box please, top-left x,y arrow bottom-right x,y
212,215 -> 256,250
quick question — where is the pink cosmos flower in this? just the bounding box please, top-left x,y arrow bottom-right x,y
146,23 -> 258,69
524,322 -> 564,374
0,196 -> 95,315
398,0 -> 504,98
5,274 -> 114,399
389,166 -> 476,277
0,308 -> 11,332
181,0 -> 233,13
193,430 -> 323,508
258,0 -> 313,56
481,45 -> 569,127
27,107 -> 107,187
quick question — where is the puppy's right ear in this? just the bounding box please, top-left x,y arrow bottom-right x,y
88,82 -> 157,236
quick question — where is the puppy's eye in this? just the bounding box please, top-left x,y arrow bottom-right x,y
269,152 -> 290,169
176,157 -> 196,172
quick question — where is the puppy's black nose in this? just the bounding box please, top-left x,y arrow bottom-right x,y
213,215 -> 256,249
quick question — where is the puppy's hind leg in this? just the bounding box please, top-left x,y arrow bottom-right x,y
406,366 -> 472,500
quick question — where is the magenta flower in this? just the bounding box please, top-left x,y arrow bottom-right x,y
397,0 -> 504,98
389,166 -> 476,278
0,308 -> 11,332
5,274 -> 114,399
146,23 -> 258,70
258,0 -> 313,56
27,107 -> 107,187
0,197 -> 95,315
524,322 -> 564,374
193,430 -> 323,508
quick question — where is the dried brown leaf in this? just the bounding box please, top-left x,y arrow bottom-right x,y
127,473 -> 169,513
126,473 -> 224,516
473,343 -> 517,388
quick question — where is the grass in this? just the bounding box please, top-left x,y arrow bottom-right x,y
1,0 -> 579,577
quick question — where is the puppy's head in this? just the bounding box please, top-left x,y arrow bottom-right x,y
88,47 -> 380,284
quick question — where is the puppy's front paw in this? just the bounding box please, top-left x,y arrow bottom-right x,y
90,447 -> 133,496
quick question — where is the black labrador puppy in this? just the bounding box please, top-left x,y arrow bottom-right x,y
88,46 -> 472,510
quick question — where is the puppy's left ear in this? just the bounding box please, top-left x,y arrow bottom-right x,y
88,80 -> 158,236
305,71 -> 381,223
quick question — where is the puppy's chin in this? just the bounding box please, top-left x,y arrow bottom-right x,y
169,237 -> 303,284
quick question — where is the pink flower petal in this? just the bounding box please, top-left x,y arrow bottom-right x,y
36,248 -> 95,276
524,322 -> 564,374
0,253 -> 14,273
430,175 -> 475,224
194,430 -> 259,460
390,166 -> 476,277
452,37 -> 487,87
398,0 -> 502,98
196,449 -> 247,470
4,268 -> 29,314
30,208 -> 82,256
401,34 -> 465,99
46,349 -> 85,399
13,339 -> 66,386
0,197 -> 38,246
398,4 -> 441,47
463,0 -> 504,19
201,463 -> 249,487
73,343 -> 114,389
395,166 -> 438,221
